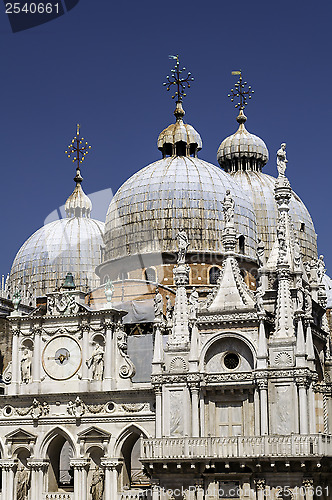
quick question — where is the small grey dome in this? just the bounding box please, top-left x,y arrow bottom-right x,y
157,101 -> 202,157
65,182 -> 92,217
217,110 -> 269,172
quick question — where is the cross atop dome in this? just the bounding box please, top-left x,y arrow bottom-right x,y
228,71 -> 254,111
64,125 -> 93,218
65,124 -> 92,183
163,55 -> 194,102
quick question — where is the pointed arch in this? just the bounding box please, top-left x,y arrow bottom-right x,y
113,424 -> 150,457
39,426 -> 77,459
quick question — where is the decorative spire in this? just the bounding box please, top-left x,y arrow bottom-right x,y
228,71 -> 254,111
163,55 -> 194,102
205,191 -> 255,313
64,125 -> 92,218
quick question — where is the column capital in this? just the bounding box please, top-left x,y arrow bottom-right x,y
0,459 -> 17,470
100,459 -> 122,471
303,478 -> 314,488
295,376 -> 310,389
70,458 -> 90,470
254,478 -> 266,491
27,458 -> 49,471
256,379 -> 268,390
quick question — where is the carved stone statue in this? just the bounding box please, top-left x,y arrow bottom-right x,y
189,287 -> 199,320
67,396 -> 85,417
295,276 -> 304,311
310,259 -> 318,283
154,287 -> 163,322
304,287 -> 312,317
12,288 -> 21,311
16,467 -> 31,500
104,280 -> 114,303
223,189 -> 235,226
166,295 -> 173,324
293,240 -> 301,270
21,348 -> 32,384
90,466 -> 104,500
255,283 -> 265,314
256,239 -> 266,268
277,143 -> 288,176
177,229 -> 189,264
86,342 -> 104,381
317,255 -> 326,284
277,222 -> 287,264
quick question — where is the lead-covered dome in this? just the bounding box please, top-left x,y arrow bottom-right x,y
9,171 -> 104,296
103,102 -> 257,263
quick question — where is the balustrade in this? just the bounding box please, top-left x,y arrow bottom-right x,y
141,434 -> 332,461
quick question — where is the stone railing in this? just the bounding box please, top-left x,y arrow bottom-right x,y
141,434 -> 332,461
43,494 -> 73,500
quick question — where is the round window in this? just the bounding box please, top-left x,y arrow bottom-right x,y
224,352 -> 240,370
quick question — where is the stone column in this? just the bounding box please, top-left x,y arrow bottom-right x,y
296,377 -> 309,434
303,479 -> 314,500
28,459 -> 49,499
101,460 -> 122,500
33,327 -> 42,382
190,384 -> 200,437
82,326 -> 90,380
154,384 -> 163,438
255,479 -> 266,500
257,379 -> 269,435
11,330 -> 20,386
0,459 -> 17,500
151,479 -> 160,500
70,459 -> 90,500
195,479 -> 205,500
308,381 -> 317,434
104,323 -> 113,381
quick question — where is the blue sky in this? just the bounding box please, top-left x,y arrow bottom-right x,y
0,0 -> 331,275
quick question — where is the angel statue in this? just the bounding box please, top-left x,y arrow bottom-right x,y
177,229 -> 189,264
223,190 -> 235,227
277,143 -> 288,176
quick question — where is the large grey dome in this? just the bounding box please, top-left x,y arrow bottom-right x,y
9,217 -> 104,296
9,174 -> 104,296
103,155 -> 258,262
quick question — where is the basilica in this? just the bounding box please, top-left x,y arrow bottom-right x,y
0,60 -> 331,500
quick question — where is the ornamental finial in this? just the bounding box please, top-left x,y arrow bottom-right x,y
228,71 -> 254,111
65,124 -> 92,183
163,55 -> 194,102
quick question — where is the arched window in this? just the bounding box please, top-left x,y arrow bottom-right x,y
145,267 -> 156,283
238,235 -> 245,254
209,267 -> 221,285
47,436 -> 74,492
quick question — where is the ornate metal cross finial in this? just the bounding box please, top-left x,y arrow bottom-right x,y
163,55 -> 194,101
65,124 -> 91,174
228,71 -> 254,110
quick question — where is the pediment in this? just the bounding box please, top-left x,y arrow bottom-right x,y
77,426 -> 111,442
5,428 -> 37,443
